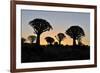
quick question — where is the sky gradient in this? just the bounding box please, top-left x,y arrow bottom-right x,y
21,9 -> 90,45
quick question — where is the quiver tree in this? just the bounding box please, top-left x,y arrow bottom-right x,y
29,18 -> 53,45
55,33 -> 66,45
28,35 -> 36,44
65,26 -> 85,45
45,37 -> 55,45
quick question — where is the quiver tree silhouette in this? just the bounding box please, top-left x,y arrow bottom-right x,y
29,18 -> 53,45
55,33 -> 66,45
65,26 -> 85,46
45,37 -> 55,45
28,35 -> 36,44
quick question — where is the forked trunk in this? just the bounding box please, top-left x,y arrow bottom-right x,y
73,38 -> 76,46
59,40 -> 61,45
36,33 -> 41,45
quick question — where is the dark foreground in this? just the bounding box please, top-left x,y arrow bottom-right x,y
21,43 -> 90,63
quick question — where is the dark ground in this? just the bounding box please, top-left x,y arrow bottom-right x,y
21,43 -> 90,63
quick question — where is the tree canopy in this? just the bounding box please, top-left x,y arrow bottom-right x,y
55,33 -> 66,45
45,36 -> 55,45
65,26 -> 85,45
29,18 -> 53,45
28,35 -> 36,44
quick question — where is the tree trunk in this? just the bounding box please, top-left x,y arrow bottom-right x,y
50,43 -> 52,45
73,38 -> 76,46
36,33 -> 41,45
59,40 -> 61,45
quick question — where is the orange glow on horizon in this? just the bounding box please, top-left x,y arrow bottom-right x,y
22,31 -> 90,46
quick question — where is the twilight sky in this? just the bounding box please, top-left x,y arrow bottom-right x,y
21,9 -> 90,45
